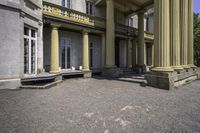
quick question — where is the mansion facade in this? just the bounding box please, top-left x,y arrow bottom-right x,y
0,0 -> 198,90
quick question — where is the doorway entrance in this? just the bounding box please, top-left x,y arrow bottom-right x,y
60,38 -> 71,69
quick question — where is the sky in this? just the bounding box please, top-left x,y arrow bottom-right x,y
194,0 -> 200,13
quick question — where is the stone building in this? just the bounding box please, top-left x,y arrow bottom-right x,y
0,0 -> 198,90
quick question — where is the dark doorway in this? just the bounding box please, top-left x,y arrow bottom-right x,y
115,38 -> 120,67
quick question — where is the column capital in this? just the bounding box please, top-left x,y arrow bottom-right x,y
82,29 -> 90,34
50,23 -> 61,29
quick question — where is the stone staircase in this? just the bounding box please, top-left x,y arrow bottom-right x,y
120,68 -> 137,75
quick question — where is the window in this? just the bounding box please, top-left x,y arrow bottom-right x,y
60,38 -> 71,69
86,1 -> 94,15
128,17 -> 133,27
24,26 -> 37,75
146,17 -> 149,32
90,42 -> 93,68
61,0 -> 71,8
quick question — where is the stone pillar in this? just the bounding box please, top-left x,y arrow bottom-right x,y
137,11 -> 145,67
105,0 -> 115,68
82,30 -> 91,78
170,0 -> 183,70
180,0 -> 190,68
151,43 -> 154,66
50,24 -> 60,74
151,0 -> 173,72
188,0 -> 196,68
132,39 -> 137,67
101,33 -> 106,68
126,39 -> 132,68
102,0 -> 121,77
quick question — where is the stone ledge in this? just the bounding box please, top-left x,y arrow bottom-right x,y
0,78 -> 21,89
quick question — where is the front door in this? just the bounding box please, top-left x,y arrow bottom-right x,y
60,38 -> 71,69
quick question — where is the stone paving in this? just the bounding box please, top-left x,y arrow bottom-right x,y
0,76 -> 200,133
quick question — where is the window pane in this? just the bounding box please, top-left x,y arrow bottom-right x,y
67,46 -> 70,68
67,0 -> 70,8
31,40 -> 36,73
61,45 -> 66,69
31,29 -> 35,38
62,0 -> 65,6
24,38 -> 29,74
24,27 -> 29,36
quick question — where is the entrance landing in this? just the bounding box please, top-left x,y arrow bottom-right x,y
21,70 -> 83,89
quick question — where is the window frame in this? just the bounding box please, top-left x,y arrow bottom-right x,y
24,26 -> 37,75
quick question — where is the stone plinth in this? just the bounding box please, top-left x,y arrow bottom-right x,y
102,67 -> 122,78
83,71 -> 92,78
145,68 -> 199,90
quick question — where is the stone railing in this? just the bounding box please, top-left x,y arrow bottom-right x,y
116,24 -> 137,37
43,1 -> 95,26
144,32 -> 154,40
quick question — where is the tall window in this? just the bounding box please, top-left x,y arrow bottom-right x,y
146,17 -> 149,32
61,0 -> 71,8
86,1 -> 94,15
90,42 -> 94,68
128,17 -> 133,27
24,26 -> 37,75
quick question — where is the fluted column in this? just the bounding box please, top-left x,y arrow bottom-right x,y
102,33 -> 106,68
188,0 -> 196,68
151,0 -> 173,72
170,0 -> 183,70
180,0 -> 190,68
151,44 -> 154,66
126,39 -> 132,68
105,0 -> 115,68
50,24 -> 60,74
137,11 -> 145,66
82,31 -> 90,71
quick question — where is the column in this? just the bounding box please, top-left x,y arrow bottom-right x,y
50,24 -> 60,74
105,0 -> 115,68
151,0 -> 173,72
188,0 -> 196,68
150,43 -> 154,66
101,33 -> 106,68
82,31 -> 90,71
126,39 -> 132,68
180,0 -> 190,68
170,0 -> 183,70
132,39 -> 137,67
137,10 -> 145,66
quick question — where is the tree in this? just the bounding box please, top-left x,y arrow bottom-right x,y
194,13 -> 200,66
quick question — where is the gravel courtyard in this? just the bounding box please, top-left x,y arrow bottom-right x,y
0,76 -> 200,133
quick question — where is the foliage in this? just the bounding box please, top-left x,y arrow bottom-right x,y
194,13 -> 200,66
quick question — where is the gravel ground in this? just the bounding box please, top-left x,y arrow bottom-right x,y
0,76 -> 200,133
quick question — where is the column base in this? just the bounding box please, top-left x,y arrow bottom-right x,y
188,64 -> 197,68
181,65 -> 191,69
83,70 -> 92,78
151,67 -> 174,72
172,66 -> 184,70
50,70 -> 61,74
50,67 -> 61,74
102,67 -> 122,78
145,68 -> 199,90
